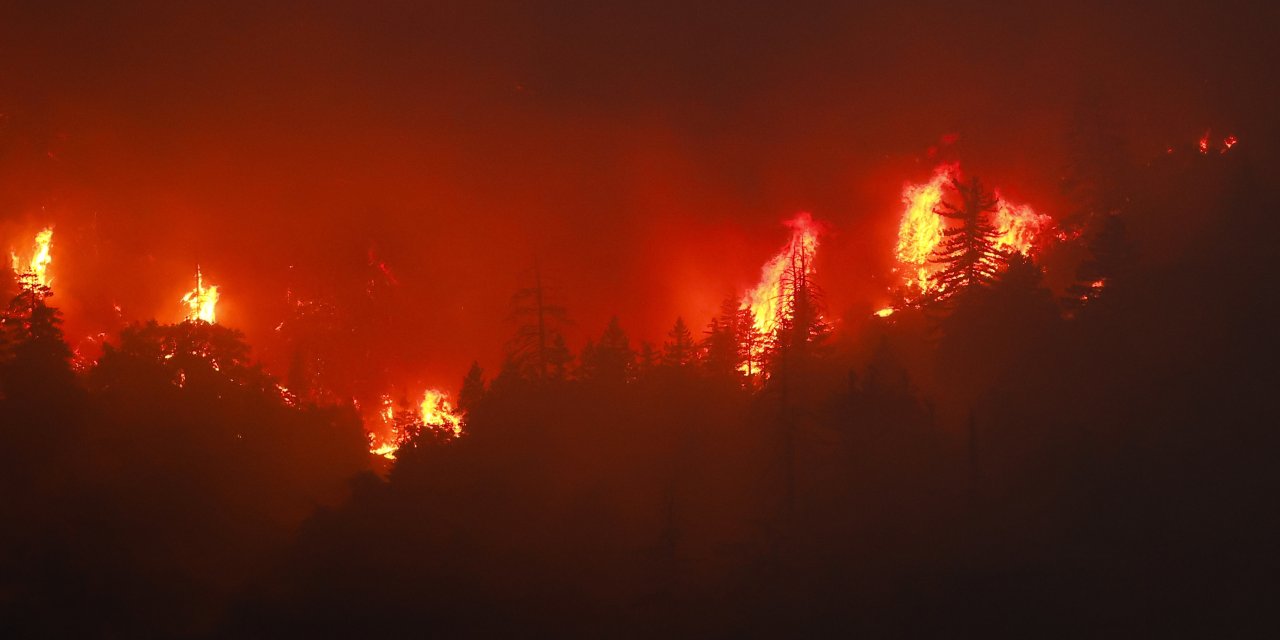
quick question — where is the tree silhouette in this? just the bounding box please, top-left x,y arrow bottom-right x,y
929,176 -> 1008,302
1,283 -> 76,403
506,264 -> 569,380
662,317 -> 696,368
458,361 -> 486,414
578,317 -> 634,384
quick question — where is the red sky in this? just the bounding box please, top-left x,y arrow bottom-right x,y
1,0 -> 1274,391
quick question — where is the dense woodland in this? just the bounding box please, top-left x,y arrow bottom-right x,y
1,139 -> 1275,637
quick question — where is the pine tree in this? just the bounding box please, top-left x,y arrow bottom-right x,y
636,341 -> 659,377
662,317 -> 695,368
546,333 -> 572,381
458,361 -> 486,414
505,264 -> 569,380
579,317 -> 634,384
929,176 -> 1008,301
766,242 -> 829,374
736,306 -> 764,378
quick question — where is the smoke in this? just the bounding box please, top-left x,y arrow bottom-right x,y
1,0 -> 1274,387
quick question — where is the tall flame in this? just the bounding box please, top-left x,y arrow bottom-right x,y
10,227 -> 54,289
181,266 -> 220,323
895,164 -> 957,295
743,212 -> 821,340
893,164 -> 1049,297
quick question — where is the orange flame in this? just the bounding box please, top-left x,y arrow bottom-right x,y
10,227 -> 54,289
420,389 -> 462,438
895,164 -> 957,295
894,164 -> 1049,297
181,266 -> 220,323
368,389 -> 463,459
742,212 -> 820,340
992,194 -> 1052,256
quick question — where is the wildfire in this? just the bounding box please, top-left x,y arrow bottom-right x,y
420,389 -> 463,437
181,266 -> 220,323
895,164 -> 956,295
893,164 -> 1050,297
742,212 -> 821,341
10,227 -> 54,289
368,389 -> 463,459
992,195 -> 1052,256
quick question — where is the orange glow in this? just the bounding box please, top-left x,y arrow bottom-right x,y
181,266 -> 220,323
894,164 -> 1049,298
894,164 -> 956,296
10,227 -> 54,289
741,212 -> 821,357
368,389 -> 462,459
992,194 -> 1052,256
420,389 -> 463,438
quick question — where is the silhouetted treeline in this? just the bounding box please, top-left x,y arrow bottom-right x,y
2,141 -> 1277,637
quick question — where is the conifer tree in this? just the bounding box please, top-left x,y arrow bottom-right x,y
579,317 -> 634,384
662,317 -> 695,368
929,176 -> 1008,301
505,264 -> 569,380
458,361 -> 486,414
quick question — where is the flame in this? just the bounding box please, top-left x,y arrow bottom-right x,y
992,195 -> 1052,256
181,266 -> 220,323
368,389 -> 462,459
1199,130 -> 1210,154
893,164 -> 1049,298
742,212 -> 821,342
895,164 -> 956,295
10,227 -> 54,289
873,307 -> 895,318
420,389 -> 462,438
1222,134 -> 1237,153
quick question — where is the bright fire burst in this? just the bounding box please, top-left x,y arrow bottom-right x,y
369,389 -> 463,459
893,164 -> 1050,298
181,266 -> 220,323
10,227 -> 54,289
741,212 -> 821,352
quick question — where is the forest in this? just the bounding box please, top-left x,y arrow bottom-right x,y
2,131 -> 1273,636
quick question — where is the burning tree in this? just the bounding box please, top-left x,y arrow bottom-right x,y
701,296 -> 762,380
927,176 -> 1009,302
895,165 -> 1049,304
10,228 -> 54,291
181,266 -> 220,324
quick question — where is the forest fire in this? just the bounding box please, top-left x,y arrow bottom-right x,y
894,164 -> 1050,298
181,266 -> 220,323
368,389 -> 463,459
0,4 -> 1270,635
742,212 -> 820,345
10,227 -> 54,289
